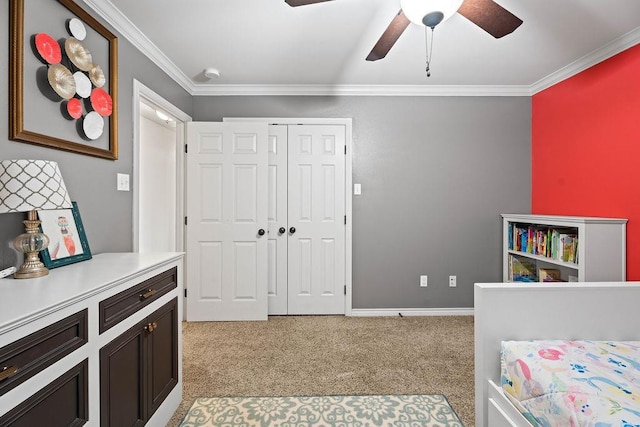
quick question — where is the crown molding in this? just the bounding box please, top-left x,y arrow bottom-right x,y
81,0 -> 195,94
190,84 -> 532,97
531,26 -> 640,95
80,0 -> 530,97
81,0 -> 638,98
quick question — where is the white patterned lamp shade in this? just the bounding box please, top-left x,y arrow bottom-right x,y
0,160 -> 72,213
0,160 -> 72,279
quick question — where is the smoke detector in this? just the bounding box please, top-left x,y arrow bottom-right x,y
203,68 -> 220,79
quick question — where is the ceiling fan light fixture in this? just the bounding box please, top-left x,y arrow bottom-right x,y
400,0 -> 464,27
422,11 -> 444,28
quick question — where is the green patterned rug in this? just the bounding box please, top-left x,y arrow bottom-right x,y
180,394 -> 464,426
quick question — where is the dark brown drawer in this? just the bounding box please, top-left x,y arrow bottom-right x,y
0,310 -> 87,397
99,267 -> 177,334
0,359 -> 88,427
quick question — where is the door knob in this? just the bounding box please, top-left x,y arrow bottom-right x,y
289,227 -> 296,234
279,227 -> 286,234
144,322 -> 158,333
258,229 -> 265,236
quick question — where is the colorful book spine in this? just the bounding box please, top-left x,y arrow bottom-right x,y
509,223 -> 578,263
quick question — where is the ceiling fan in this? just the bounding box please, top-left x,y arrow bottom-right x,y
285,0 -> 523,62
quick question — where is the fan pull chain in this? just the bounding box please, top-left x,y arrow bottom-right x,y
424,26 -> 435,77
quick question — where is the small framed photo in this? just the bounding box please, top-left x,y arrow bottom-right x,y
38,201 -> 92,269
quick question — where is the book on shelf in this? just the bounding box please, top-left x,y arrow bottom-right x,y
509,224 -> 533,253
508,254 -> 537,282
561,234 -> 577,263
538,268 -> 561,282
509,224 -> 554,257
530,226 -> 549,256
509,222 -> 579,263
550,228 -> 578,263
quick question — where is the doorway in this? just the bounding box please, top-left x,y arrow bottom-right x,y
132,80 -> 191,253
267,124 -> 347,315
185,118 -> 353,320
138,101 -> 177,251
226,118 -> 353,317
133,80 -> 192,317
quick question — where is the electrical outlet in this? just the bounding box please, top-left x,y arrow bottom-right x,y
449,275 -> 457,287
420,275 -> 428,287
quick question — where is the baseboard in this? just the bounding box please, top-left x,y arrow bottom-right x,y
350,308 -> 474,317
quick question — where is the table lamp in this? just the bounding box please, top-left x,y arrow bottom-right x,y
0,160 -> 72,278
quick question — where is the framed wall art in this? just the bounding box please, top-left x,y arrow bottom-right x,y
9,0 -> 118,160
38,201 -> 92,269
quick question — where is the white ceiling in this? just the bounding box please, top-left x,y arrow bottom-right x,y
87,0 -> 640,95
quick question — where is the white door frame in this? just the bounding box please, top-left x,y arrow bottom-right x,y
132,79 -> 192,253
223,117 -> 353,316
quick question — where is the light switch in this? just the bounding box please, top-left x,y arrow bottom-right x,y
354,183 -> 362,195
117,173 -> 130,191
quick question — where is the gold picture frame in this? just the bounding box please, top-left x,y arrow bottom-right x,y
9,0 -> 118,160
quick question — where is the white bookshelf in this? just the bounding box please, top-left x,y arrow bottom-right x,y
502,214 -> 627,282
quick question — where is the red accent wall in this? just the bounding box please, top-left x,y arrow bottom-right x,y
532,45 -> 640,280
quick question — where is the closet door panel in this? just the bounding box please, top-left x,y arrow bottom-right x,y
186,122 -> 269,321
288,125 -> 346,315
266,125 -> 289,314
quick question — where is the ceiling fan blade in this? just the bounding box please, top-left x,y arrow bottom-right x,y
457,0 -> 523,38
366,10 -> 411,61
285,0 -> 333,6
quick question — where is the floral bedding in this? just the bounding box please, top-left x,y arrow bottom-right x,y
500,340 -> 640,427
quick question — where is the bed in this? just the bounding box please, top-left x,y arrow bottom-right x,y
474,282 -> 640,427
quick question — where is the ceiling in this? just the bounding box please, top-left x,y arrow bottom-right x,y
87,0 -> 640,96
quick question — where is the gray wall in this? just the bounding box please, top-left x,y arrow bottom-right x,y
0,5 -> 193,268
193,96 -> 532,309
0,4 -> 531,310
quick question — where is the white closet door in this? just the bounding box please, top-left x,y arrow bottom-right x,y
267,125 -> 288,315
287,125 -> 346,314
186,122 -> 268,321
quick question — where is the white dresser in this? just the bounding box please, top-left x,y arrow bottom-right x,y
0,252 -> 183,426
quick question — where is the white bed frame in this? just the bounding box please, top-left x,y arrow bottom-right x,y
474,282 -> 640,427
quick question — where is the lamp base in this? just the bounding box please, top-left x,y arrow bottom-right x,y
14,254 -> 49,279
12,213 -> 50,279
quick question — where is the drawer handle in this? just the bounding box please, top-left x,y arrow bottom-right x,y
144,322 -> 158,333
0,366 -> 18,382
139,289 -> 157,300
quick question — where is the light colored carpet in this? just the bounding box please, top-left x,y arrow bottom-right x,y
180,394 -> 463,426
169,315 -> 474,426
